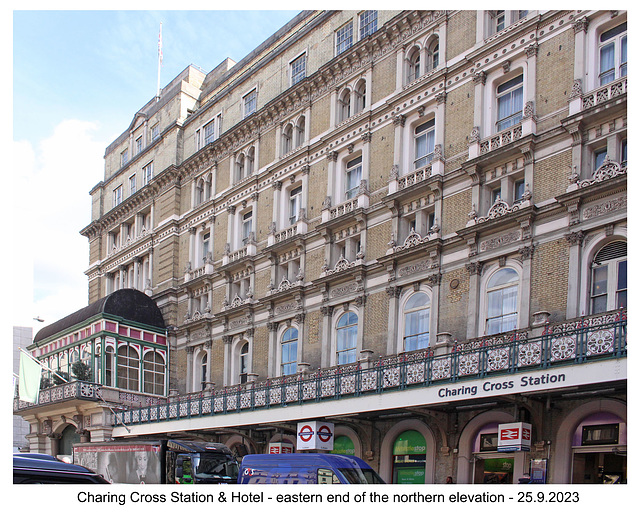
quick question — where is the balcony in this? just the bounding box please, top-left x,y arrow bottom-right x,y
569,76 -> 627,116
115,309 -> 626,428
13,381 -> 167,414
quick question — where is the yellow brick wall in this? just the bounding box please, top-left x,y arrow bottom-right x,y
366,220 -> 392,262
533,150 -> 572,203
363,290 -> 390,355
535,29 -> 574,123
371,52 -> 396,105
369,123 -> 394,193
438,267 -> 470,341
531,239 -> 569,320
441,189 -> 472,236
444,81 -> 475,162
446,11 -> 476,61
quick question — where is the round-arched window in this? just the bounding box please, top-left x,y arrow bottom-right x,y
336,312 -> 358,364
486,268 -> 519,335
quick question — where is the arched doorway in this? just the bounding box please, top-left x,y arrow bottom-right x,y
59,425 -> 81,458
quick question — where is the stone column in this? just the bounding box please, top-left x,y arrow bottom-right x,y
466,261 -> 483,338
565,231 -> 584,319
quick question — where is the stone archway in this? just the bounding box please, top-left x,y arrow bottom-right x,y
379,419 -> 437,484
552,398 -> 626,483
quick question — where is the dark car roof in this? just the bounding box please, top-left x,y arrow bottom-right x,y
13,453 -> 60,461
14,455 -> 93,472
240,453 -> 372,468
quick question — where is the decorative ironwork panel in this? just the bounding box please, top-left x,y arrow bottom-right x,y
458,352 -> 480,376
302,381 -> 316,400
179,403 -> 188,417
518,342 -> 542,367
406,363 -> 425,384
587,329 -> 614,356
270,389 -> 282,405
226,396 -> 237,411
486,348 -> 510,371
254,389 -> 266,407
340,373 -> 356,394
240,391 -> 251,409
550,335 -> 576,362
214,398 -> 224,412
361,370 -> 377,391
285,384 -> 298,402
431,357 -> 451,380
383,366 -> 401,388
321,378 -> 336,397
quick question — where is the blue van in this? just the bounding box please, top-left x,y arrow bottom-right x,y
238,453 -> 384,484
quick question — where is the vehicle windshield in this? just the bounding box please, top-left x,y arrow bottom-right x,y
193,454 -> 238,480
339,467 -> 385,484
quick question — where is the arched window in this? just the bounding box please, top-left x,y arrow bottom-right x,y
295,116 -> 306,148
403,292 -> 431,351
143,350 -> 165,395
239,342 -> 249,384
336,312 -> 358,364
235,153 -> 245,182
486,268 -> 519,335
590,241 -> 627,314
282,124 -> 293,154
117,345 -> 140,391
426,38 -> 439,72
407,47 -> 421,82
195,178 -> 205,205
338,89 -> 351,122
281,327 -> 298,376
354,80 -> 366,114
247,147 -> 255,176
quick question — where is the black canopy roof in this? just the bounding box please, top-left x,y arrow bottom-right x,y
34,289 -> 165,344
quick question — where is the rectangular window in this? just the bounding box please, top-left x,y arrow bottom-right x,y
599,23 -> 627,86
621,140 -> 627,167
594,148 -> 607,171
113,185 -> 123,206
135,136 -> 143,155
121,148 -> 129,167
359,10 -> 378,39
242,211 -> 253,245
494,10 -> 506,32
289,186 -> 302,225
496,75 -> 523,132
345,156 -> 363,200
581,424 -> 619,446
129,175 -> 137,196
290,54 -> 307,86
142,162 -> 153,185
480,433 -> 499,451
514,179 -> 525,202
204,120 -> 216,145
243,90 -> 257,118
151,123 -> 160,141
336,21 -> 353,55
201,232 -> 210,263
414,119 -> 435,169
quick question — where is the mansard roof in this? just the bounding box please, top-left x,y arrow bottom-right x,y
33,289 -> 165,344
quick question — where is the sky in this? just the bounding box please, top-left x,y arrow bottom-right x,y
9,8 -> 301,331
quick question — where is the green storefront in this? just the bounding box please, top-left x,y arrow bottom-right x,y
392,430 -> 426,484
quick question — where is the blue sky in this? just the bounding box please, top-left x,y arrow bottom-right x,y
10,9 -> 300,328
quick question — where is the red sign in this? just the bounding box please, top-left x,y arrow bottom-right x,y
500,428 -> 520,440
317,425 -> 333,443
298,425 -> 314,442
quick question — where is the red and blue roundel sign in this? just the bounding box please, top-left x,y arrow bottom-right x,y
297,421 -> 335,450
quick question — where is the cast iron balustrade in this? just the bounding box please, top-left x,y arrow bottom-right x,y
114,309 -> 626,427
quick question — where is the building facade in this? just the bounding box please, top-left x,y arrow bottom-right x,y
17,10 -> 626,484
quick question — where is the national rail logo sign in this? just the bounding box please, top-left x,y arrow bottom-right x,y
497,422 -> 532,452
297,421 -> 335,450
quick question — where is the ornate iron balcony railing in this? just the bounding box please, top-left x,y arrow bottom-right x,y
115,310 -> 626,427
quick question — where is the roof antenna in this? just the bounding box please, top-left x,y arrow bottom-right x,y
156,22 -> 163,101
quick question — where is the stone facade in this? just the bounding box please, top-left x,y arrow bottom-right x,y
23,10 -> 626,485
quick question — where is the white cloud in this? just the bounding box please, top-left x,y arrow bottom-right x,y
12,120 -> 105,328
